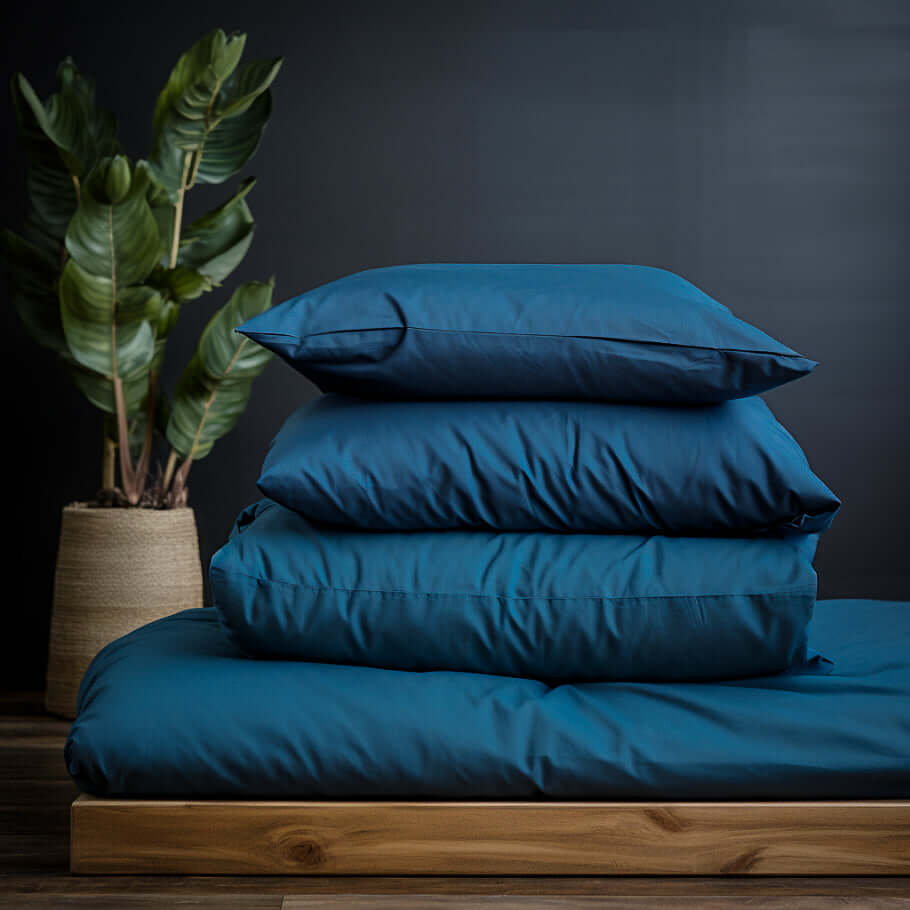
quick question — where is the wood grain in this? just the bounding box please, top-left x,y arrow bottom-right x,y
0,900 -> 282,909
281,899 -> 910,910
70,796 -> 910,876
6,875 -> 910,898
3,899 -> 910,910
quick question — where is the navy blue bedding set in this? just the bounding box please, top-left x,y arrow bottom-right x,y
67,264 -> 905,799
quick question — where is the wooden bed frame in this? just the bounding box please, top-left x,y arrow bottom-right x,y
70,796 -> 910,875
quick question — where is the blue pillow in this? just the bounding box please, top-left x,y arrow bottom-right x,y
211,499 -> 822,680
238,264 -> 816,403
258,395 -> 839,535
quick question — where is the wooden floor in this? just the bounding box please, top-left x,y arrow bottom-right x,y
3,692 -> 910,908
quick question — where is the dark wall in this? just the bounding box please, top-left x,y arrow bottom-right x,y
3,0 -> 909,687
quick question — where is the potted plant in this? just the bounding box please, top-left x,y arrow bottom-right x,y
1,29 -> 283,717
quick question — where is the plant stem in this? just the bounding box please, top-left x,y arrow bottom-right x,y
113,376 -> 138,503
187,149 -> 202,189
162,449 -> 178,492
170,454 -> 193,506
169,153 -> 192,269
151,154 -> 195,505
102,436 -> 116,490
133,370 -> 158,502
107,201 -> 139,505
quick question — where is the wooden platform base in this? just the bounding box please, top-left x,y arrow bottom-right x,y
70,797 -> 910,876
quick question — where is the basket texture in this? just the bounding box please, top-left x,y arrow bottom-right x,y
45,504 -> 204,718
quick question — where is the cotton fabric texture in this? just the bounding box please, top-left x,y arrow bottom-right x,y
258,395 -> 839,535
210,499 -> 821,681
66,600 -> 910,799
237,264 -> 816,403
231,263 -> 835,684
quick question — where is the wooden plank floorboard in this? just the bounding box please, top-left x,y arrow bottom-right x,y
0,898 -> 283,908
7,895 -> 910,909
4,874 -> 910,897
282,899 -> 910,909
2,893 -> 910,909
283,899 -> 910,910
3,691 -> 910,905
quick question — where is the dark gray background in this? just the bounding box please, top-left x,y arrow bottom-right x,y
3,0 -> 908,687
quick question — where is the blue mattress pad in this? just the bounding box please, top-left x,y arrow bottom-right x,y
66,599 -> 910,799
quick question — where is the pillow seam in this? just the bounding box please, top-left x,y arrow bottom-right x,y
247,324 -> 807,360
211,566 -> 815,603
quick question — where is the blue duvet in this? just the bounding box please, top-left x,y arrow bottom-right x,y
67,599 -> 910,799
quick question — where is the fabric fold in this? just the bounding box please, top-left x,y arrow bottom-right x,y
211,499 -> 821,681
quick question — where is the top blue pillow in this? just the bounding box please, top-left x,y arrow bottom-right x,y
238,264 -> 815,403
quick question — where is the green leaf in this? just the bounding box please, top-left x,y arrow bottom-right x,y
11,59 -> 119,242
69,358 -> 149,415
146,175 -> 257,306
188,70 -> 277,185
14,61 -> 118,175
149,264 -> 214,303
60,156 -> 163,414
0,229 -> 68,352
103,154 -> 132,202
146,178 -> 256,304
143,162 -> 176,255
155,299 -> 180,339
149,29 -> 282,197
178,177 -> 255,283
152,30 -> 247,139
59,261 -> 159,377
65,157 -> 162,286
22,151 -> 80,246
166,279 -> 274,460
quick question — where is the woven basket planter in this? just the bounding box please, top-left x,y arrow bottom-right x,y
45,504 -> 204,718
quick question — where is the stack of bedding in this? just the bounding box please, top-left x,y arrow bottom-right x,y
66,265 -> 910,800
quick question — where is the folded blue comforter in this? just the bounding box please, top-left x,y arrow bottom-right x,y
66,599 -> 910,799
